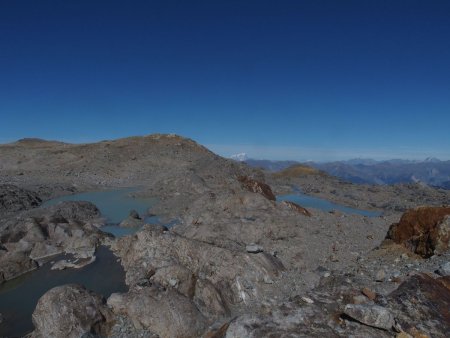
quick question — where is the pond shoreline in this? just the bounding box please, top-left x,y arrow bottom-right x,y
0,246 -> 127,337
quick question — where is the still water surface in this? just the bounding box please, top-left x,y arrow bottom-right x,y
42,187 -> 157,223
277,190 -> 382,217
0,187 -> 377,336
0,246 -> 127,337
1,188 -> 157,337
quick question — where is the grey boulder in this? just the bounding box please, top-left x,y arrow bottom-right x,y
343,304 -> 395,331
107,287 -> 207,338
31,284 -> 113,338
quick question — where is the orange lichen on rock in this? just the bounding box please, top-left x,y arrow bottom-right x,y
386,206 -> 450,258
237,176 -> 276,201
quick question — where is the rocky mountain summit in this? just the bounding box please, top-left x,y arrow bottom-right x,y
1,134 -> 450,337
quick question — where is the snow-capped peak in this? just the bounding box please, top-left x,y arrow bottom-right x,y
424,157 -> 441,163
230,152 -> 248,162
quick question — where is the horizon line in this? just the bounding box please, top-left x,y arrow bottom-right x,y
0,136 -> 448,162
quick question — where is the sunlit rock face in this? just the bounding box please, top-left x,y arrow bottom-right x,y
386,206 -> 450,257
107,287 -> 207,338
280,200 -> 312,217
238,176 -> 276,201
112,225 -> 285,308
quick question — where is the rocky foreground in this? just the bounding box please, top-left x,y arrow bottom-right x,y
1,134 -> 450,338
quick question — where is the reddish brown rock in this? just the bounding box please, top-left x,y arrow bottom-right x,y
385,206 -> 450,258
387,273 -> 450,337
203,321 -> 230,338
237,176 -> 276,201
281,200 -> 312,217
437,276 -> 450,290
361,287 -> 377,301
408,328 -> 430,338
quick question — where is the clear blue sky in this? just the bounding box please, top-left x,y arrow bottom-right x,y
1,0 -> 449,161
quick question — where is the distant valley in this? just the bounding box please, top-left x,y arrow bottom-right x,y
244,157 -> 450,189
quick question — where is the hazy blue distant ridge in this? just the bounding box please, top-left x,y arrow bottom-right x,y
242,158 -> 450,189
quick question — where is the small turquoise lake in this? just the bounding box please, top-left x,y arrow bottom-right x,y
42,187 -> 158,224
277,191 -> 382,217
0,246 -> 127,337
42,187 -> 161,236
0,188 -> 158,337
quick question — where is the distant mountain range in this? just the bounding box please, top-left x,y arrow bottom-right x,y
241,158 -> 450,189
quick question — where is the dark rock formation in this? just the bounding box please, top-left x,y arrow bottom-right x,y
0,184 -> 41,214
31,284 -> 113,338
129,209 -> 140,219
386,206 -> 450,257
387,273 -> 450,337
119,209 -> 144,227
237,176 -> 276,201
0,251 -> 37,283
43,200 -> 102,222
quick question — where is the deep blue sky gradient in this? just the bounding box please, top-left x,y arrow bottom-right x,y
1,0 -> 449,160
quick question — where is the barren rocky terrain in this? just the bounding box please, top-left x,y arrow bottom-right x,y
268,164 -> 450,212
1,134 -> 449,338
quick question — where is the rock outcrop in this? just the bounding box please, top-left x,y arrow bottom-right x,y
31,284 -> 113,338
0,201 -> 108,282
108,287 -> 207,338
280,200 -> 312,216
222,271 -> 450,337
386,206 -> 450,257
112,225 -> 285,309
343,304 -> 395,330
119,210 -> 144,228
0,251 -> 38,283
238,176 -> 276,201
43,200 -> 102,222
0,184 -> 41,214
386,273 -> 450,337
